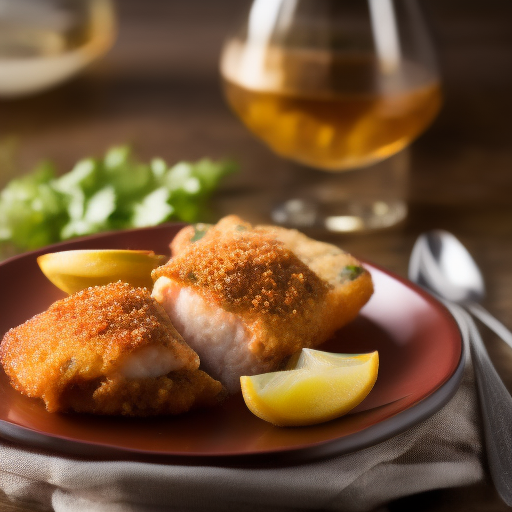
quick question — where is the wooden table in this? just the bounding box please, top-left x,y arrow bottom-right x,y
1,0 -> 511,510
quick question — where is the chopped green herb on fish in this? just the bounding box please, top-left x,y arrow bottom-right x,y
191,224 -> 211,242
339,265 -> 364,282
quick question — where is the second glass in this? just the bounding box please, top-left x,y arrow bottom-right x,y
220,0 -> 441,232
0,0 -> 116,98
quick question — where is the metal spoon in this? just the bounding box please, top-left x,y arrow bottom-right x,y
411,229 -> 512,349
409,231 -> 512,506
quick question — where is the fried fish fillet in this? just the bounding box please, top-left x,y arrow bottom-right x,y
0,282 -> 224,416
152,215 -> 373,393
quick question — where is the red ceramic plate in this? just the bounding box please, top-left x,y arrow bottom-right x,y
0,225 -> 463,464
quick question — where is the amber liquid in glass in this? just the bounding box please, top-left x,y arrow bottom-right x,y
221,45 -> 441,171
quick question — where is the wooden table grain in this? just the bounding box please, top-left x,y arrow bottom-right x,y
0,0 -> 511,510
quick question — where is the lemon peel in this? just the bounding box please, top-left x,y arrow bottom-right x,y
37,249 -> 166,294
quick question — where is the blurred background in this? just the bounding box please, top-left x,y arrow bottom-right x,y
1,0 -> 510,239
0,0 -> 511,509
1,0 -> 511,268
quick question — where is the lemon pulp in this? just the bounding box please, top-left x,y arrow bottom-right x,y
240,349 -> 378,427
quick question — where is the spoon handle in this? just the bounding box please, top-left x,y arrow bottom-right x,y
467,302 -> 512,351
451,305 -> 512,506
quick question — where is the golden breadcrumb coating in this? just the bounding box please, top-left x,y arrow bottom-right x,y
161,230 -> 328,316
61,369 -> 224,416
0,282 -> 224,415
154,215 -> 373,367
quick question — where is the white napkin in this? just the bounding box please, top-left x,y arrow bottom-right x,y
0,338 -> 483,512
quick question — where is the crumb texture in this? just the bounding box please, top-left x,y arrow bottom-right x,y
0,282 -> 223,415
153,215 -> 374,390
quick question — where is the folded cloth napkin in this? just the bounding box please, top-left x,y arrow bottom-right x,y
0,337 -> 483,512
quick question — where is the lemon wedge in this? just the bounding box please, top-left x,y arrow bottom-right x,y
240,349 -> 379,427
37,249 -> 167,294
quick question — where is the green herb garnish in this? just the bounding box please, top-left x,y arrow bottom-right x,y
340,265 -> 364,282
187,271 -> 198,283
0,146 -> 237,258
191,224 -> 212,242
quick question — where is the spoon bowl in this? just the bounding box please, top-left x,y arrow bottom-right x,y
410,230 -> 512,350
421,230 -> 485,303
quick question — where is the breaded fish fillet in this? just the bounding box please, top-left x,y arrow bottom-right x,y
153,215 -> 373,393
0,282 -> 224,416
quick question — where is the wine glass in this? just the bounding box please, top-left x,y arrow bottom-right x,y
220,0 -> 441,232
0,0 -> 116,98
